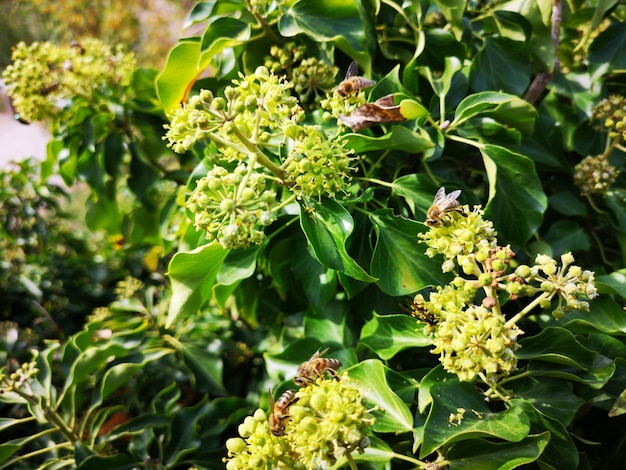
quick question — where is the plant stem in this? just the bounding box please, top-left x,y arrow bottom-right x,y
345,452 -> 358,470
505,291 -> 551,327
231,125 -> 289,182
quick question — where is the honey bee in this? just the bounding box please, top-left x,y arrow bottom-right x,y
410,293 -> 438,326
425,187 -> 464,226
294,348 -> 342,387
336,61 -> 376,97
269,389 -> 298,436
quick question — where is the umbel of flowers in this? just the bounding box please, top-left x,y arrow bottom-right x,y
2,39 -> 135,123
224,374 -> 374,470
164,66 -> 360,249
414,197 -> 598,391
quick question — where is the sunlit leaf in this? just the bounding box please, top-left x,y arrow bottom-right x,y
300,199 -> 376,283
369,209 -> 451,295
359,313 -> 431,359
166,243 -> 229,328
347,359 -> 414,433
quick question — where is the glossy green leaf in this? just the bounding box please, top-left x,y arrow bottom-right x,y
279,0 -> 374,69
588,21 -> 626,81
481,144 -> 547,247
493,10 -> 532,42
421,380 -> 530,457
446,432 -> 549,470
359,312 -> 431,359
452,92 -> 538,138
299,199 -> 376,283
390,173 -> 439,217
344,126 -> 434,154
304,302 -> 348,345
547,296 -> 626,335
543,220 -> 590,256
216,244 -> 261,286
74,453 -> 138,469
347,359 -> 414,433
156,39 -> 203,115
605,189 -> 626,231
352,435 -> 394,464
513,399 -> 579,469
433,0 -> 465,40
369,209 -> 450,295
469,36 -> 531,96
0,444 -> 21,464
518,327 -> 616,388
512,377 -> 585,426
166,243 -> 229,328
162,399 -> 211,466
548,191 -> 588,217
199,17 -> 250,65
596,270 -> 626,297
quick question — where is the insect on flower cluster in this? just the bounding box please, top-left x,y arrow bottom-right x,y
269,348 -> 342,436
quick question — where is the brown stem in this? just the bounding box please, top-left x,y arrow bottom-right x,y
524,0 -> 562,104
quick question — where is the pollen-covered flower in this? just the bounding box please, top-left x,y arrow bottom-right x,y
573,154 -> 619,196
281,126 -> 358,200
186,163 -> 277,249
285,374 -> 375,468
2,39 -> 135,122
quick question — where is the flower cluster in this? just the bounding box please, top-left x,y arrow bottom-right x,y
165,66 -> 362,248
592,95 -> 626,140
514,253 -> 597,319
282,126 -> 359,199
415,194 -> 598,385
321,87 -> 368,124
265,42 -> 307,73
573,154 -> 620,196
0,360 -> 39,395
224,408 -> 302,470
2,39 -> 135,122
225,349 -> 374,469
186,163 -> 277,249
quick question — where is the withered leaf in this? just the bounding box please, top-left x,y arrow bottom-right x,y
339,94 -> 406,132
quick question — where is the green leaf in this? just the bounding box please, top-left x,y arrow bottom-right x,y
588,21 -> 626,81
543,220 -> 590,256
481,144 -> 547,247
344,126 -> 434,154
279,0 -> 375,69
469,36 -> 531,96
176,342 -> 227,395
605,189 -> 626,231
446,432 -> 549,470
512,377 -> 585,426
299,199 -> 376,283
390,173 -> 440,217
369,209 -> 451,295
156,39 -> 203,115
433,0 -> 465,40
74,453 -> 138,469
359,313 -> 431,360
163,399 -> 211,466
548,296 -> 626,335
0,445 -> 21,464
597,269 -> 626,297
421,380 -> 530,457
518,327 -> 616,388
548,191 -> 588,217
452,92 -> 538,138
166,243 -> 229,328
352,435 -> 394,464
304,302 -> 349,345
199,17 -> 250,66
216,244 -> 261,286
513,399 -> 579,469
347,359 -> 414,433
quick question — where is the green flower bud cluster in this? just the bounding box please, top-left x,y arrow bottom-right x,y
573,154 -> 619,196
113,276 -> 145,300
286,374 -> 374,468
591,95 -> 626,140
515,252 -> 597,319
264,42 -> 307,73
431,304 -> 522,383
321,88 -> 367,123
419,205 -> 498,268
224,408 -> 302,470
186,163 -> 277,250
164,67 -> 302,157
282,126 -> 358,199
0,361 -> 39,394
415,198 -> 598,385
224,375 -> 374,469
292,58 -> 339,104
2,39 -> 135,122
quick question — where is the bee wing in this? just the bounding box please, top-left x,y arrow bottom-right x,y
268,389 -> 275,410
432,187 -> 447,204
439,189 -> 462,209
345,60 -> 359,80
313,347 -> 329,360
